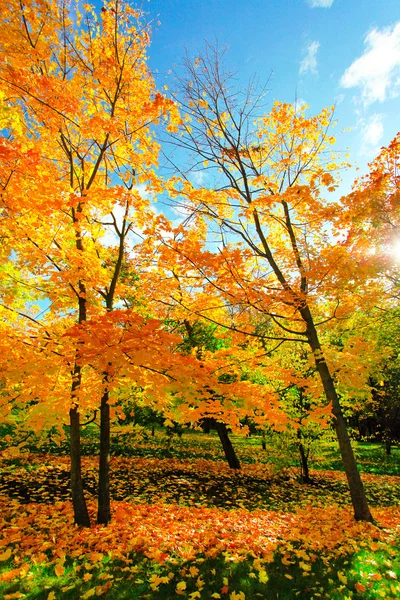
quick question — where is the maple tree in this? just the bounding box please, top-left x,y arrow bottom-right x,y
336,134 -> 400,451
0,0 -> 187,526
159,45 -> 376,521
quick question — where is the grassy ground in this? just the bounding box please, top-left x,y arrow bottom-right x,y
0,431 -> 399,599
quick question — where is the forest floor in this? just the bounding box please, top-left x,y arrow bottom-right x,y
0,432 -> 399,599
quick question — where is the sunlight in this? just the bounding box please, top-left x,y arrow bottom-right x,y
392,240 -> 400,261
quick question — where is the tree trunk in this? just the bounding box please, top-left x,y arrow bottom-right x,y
214,421 -> 241,469
301,306 -> 373,522
69,212 -> 90,527
69,405 -> 91,527
97,387 -> 111,525
261,432 -> 266,451
298,441 -> 310,484
201,417 -> 212,434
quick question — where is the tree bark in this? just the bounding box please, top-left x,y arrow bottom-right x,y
261,433 -> 267,451
214,420 -> 241,469
68,204 -> 91,526
301,305 -> 373,522
97,387 -> 111,524
298,441 -> 310,484
69,403 -> 91,527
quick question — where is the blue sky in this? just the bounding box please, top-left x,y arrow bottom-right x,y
143,0 -> 400,193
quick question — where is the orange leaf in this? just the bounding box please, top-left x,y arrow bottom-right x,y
54,564 -> 65,577
221,586 -> 229,595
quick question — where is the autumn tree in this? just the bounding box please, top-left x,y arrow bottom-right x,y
0,0 -> 184,526
339,134 -> 400,451
158,45 -> 374,521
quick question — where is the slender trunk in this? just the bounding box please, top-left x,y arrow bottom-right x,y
70,400 -> 90,527
261,432 -> 266,451
97,386 -> 111,525
69,205 -> 90,526
214,420 -> 241,470
97,224 -> 126,524
151,424 -> 155,437
301,305 -> 373,522
69,289 -> 90,526
298,441 -> 310,484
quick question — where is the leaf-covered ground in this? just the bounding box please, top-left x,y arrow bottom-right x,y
1,455 -> 400,511
0,436 -> 400,599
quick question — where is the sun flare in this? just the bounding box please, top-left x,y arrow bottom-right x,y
392,240 -> 400,261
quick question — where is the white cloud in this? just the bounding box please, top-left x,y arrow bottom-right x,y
361,113 -> 384,146
333,93 -> 345,106
307,0 -> 334,7
191,170 -> 207,186
294,97 -> 308,114
300,41 -> 320,75
340,22 -> 400,106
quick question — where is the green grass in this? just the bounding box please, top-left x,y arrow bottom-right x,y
2,541 -> 400,599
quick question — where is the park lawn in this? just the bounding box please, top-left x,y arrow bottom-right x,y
0,433 -> 399,599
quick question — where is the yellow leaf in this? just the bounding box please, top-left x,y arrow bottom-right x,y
47,593 -> 56,600
189,593 -> 201,599
337,571 -> 348,585
284,574 -> 293,580
176,581 -> 187,591
230,592 -> 245,600
258,570 -> 269,583
299,562 -> 311,572
82,589 -> 96,600
0,548 -> 12,562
